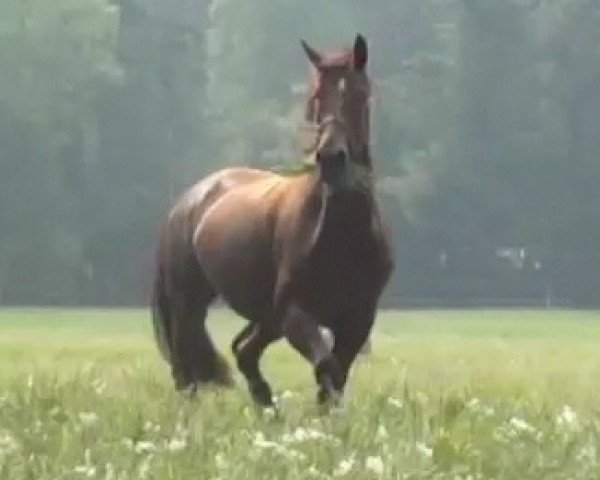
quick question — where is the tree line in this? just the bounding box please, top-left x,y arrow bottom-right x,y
1,0 -> 599,307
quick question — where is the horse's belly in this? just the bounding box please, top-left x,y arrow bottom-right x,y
193,196 -> 276,320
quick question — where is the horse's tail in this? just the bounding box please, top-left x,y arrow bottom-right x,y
151,237 -> 232,389
151,263 -> 172,362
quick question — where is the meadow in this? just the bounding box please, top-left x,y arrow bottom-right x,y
1,309 -> 600,479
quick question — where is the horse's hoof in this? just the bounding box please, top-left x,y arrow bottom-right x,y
249,381 -> 274,407
317,381 -> 342,407
174,378 -> 198,396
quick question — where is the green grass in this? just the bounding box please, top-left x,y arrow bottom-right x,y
1,309 -> 600,479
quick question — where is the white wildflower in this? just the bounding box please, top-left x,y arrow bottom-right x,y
121,438 -> 134,450
215,452 -> 228,470
282,448 -> 306,460
253,432 -> 279,449
262,406 -> 277,420
376,423 -> 388,441
167,437 -> 187,452
32,420 -> 43,433
466,398 -> 494,417
78,412 -> 99,427
282,427 -> 309,443
138,454 -> 153,479
365,455 -> 384,475
74,448 -> 96,478
92,378 -> 107,395
576,444 -> 597,463
281,427 -> 340,445
49,406 -> 69,423
134,441 -> 156,454
0,431 -> 20,456
333,454 -> 355,476
556,405 -> 578,429
291,427 -> 321,442
387,397 -> 403,409
74,465 -> 96,477
280,390 -> 294,400
104,463 -> 115,480
482,406 -> 495,417
415,441 -> 433,458
252,432 -> 306,460
509,417 -> 536,434
174,421 -> 188,437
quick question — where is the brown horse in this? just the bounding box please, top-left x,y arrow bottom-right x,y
152,34 -> 393,405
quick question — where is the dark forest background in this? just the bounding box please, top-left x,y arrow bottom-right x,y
2,0 -> 600,308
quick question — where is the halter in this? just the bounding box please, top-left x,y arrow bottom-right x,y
299,115 -> 373,192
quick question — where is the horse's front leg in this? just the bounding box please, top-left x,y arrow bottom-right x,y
282,303 -> 344,404
331,302 -> 377,395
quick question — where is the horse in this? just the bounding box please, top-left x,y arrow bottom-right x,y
152,34 -> 393,406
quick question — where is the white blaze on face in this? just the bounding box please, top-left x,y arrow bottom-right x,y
318,326 -> 335,352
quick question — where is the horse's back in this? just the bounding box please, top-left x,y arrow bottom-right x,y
171,168 -> 276,223
157,167 -> 280,285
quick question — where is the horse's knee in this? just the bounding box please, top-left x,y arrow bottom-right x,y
282,305 -> 331,366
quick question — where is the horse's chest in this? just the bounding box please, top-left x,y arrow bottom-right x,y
300,233 -> 385,306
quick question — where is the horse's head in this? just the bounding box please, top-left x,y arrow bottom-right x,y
301,34 -> 372,192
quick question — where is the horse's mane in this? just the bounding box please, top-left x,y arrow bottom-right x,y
270,160 -> 316,177
267,118 -> 321,177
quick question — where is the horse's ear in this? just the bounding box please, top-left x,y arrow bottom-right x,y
301,40 -> 322,67
353,34 -> 368,71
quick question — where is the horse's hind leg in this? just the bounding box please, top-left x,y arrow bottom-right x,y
169,274 -> 232,389
235,323 -> 279,406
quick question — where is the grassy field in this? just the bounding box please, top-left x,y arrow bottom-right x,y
1,309 -> 600,479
